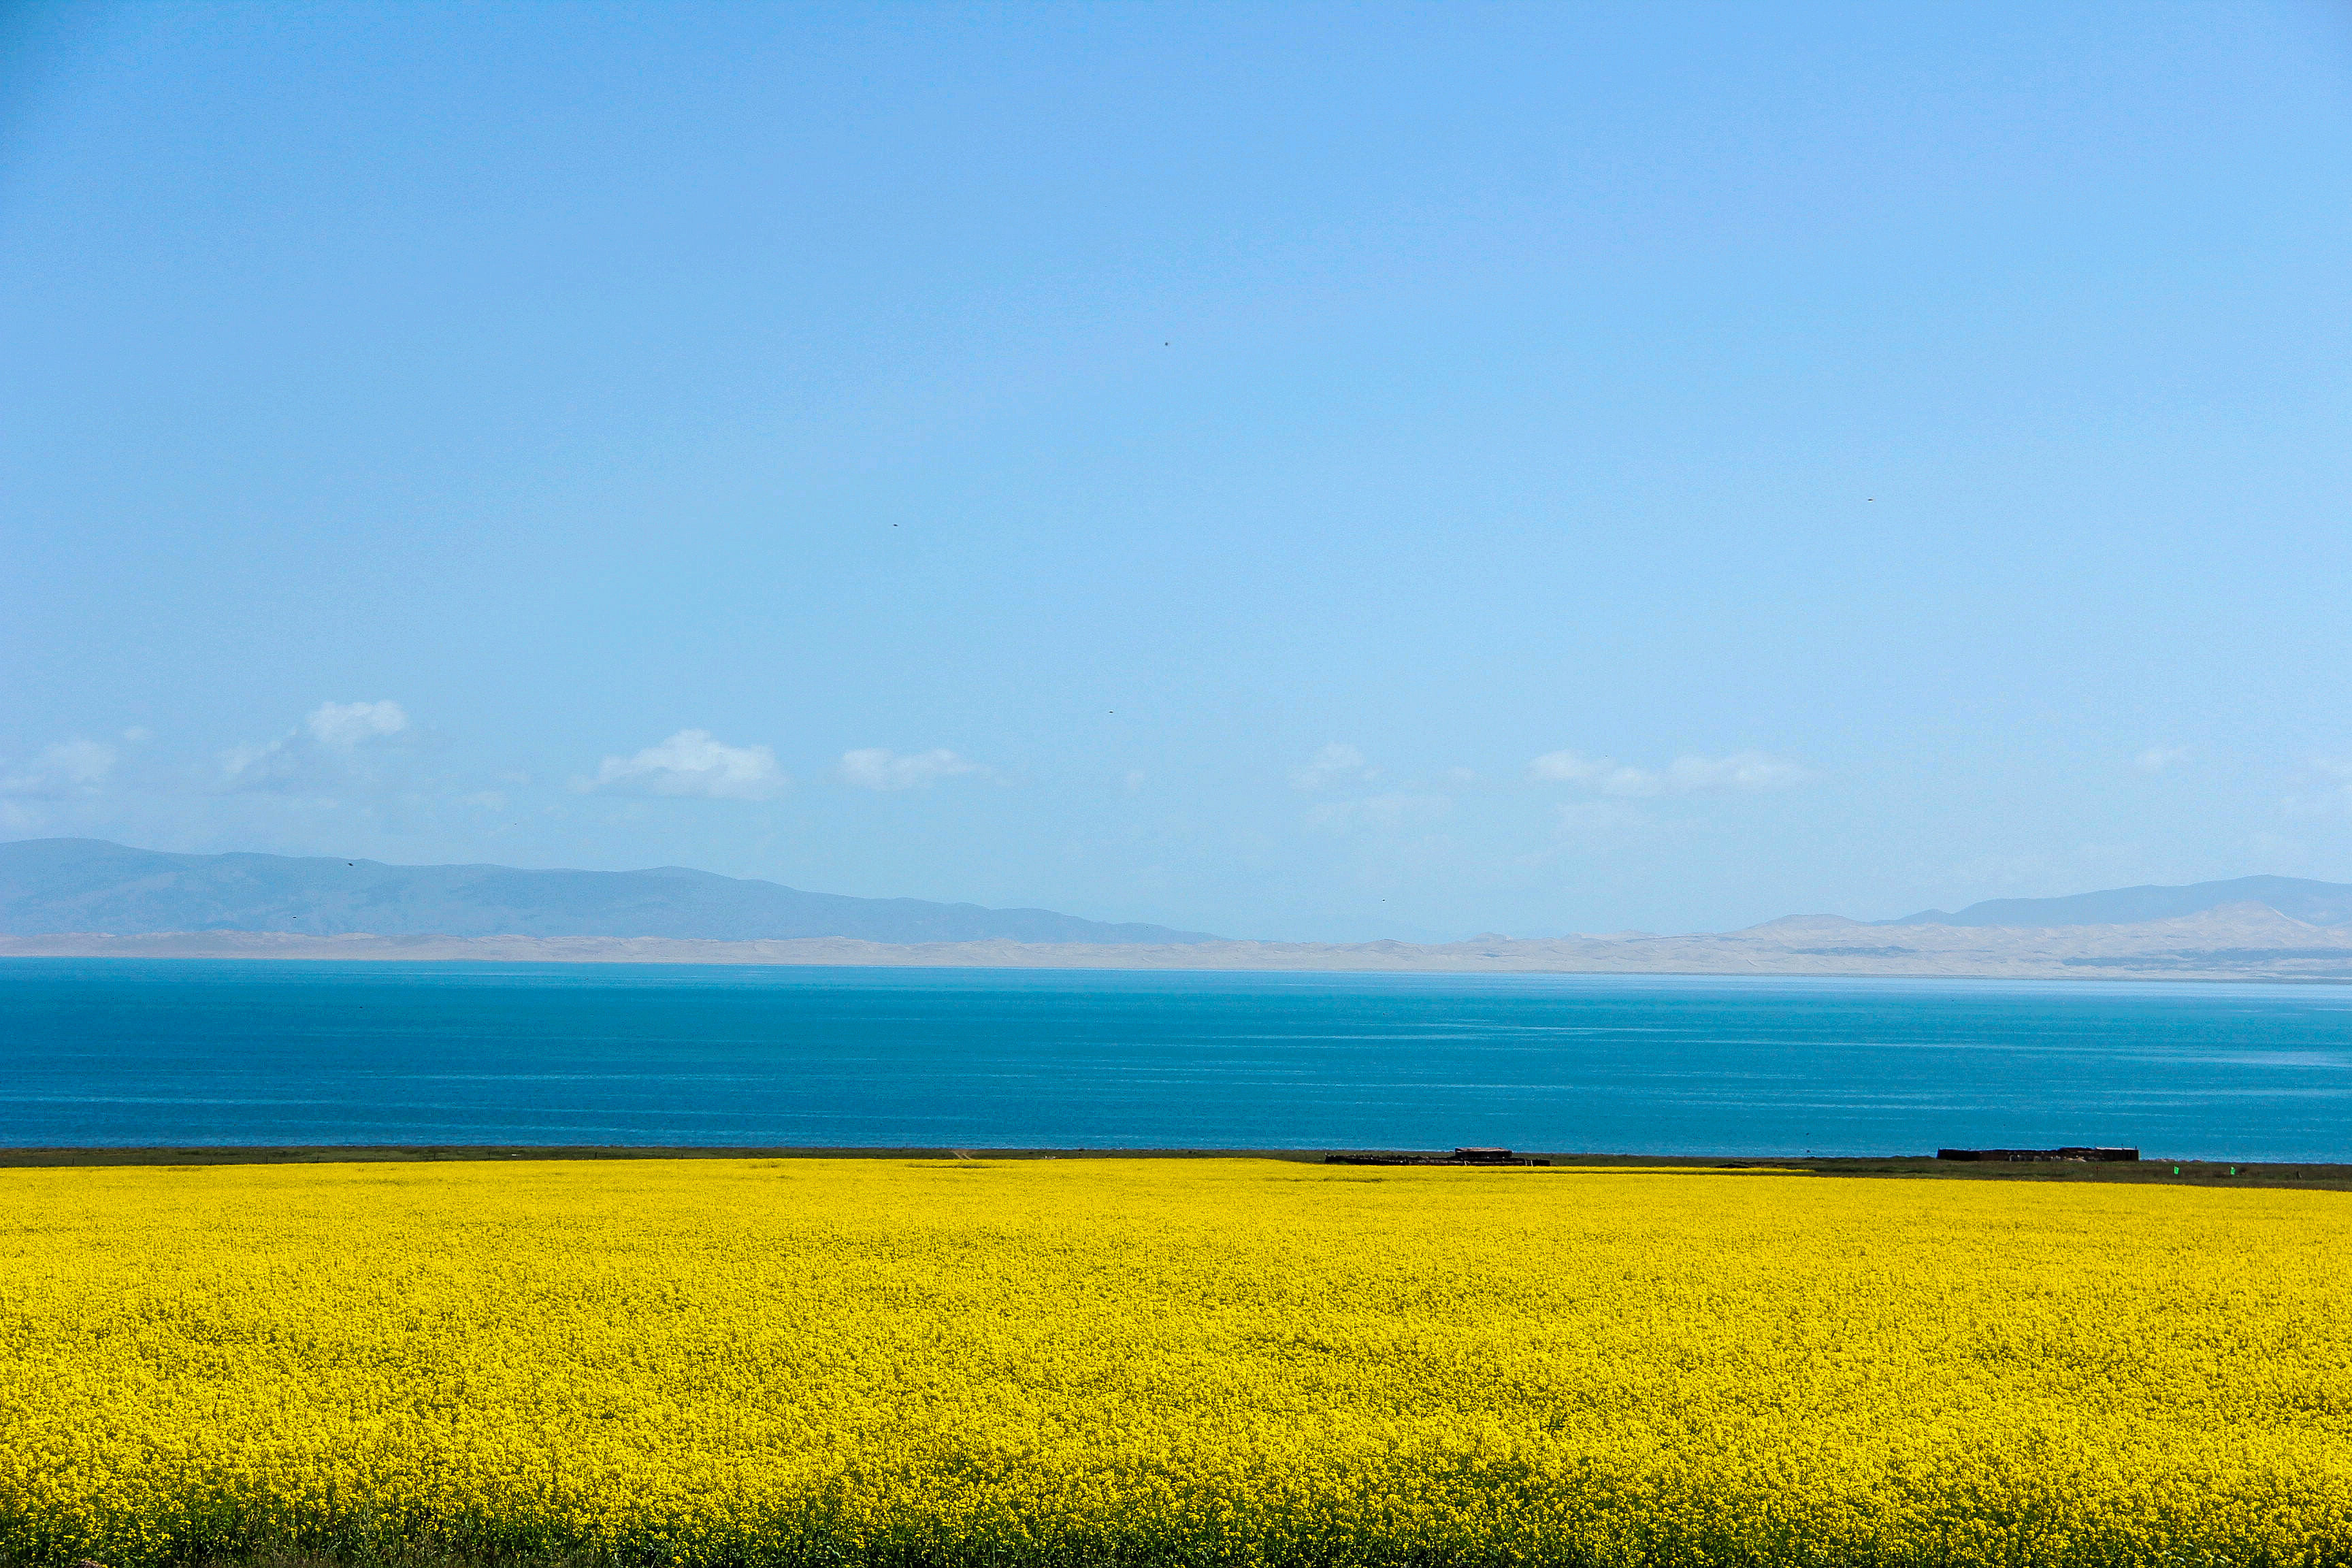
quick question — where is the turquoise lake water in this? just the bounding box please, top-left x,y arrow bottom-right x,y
1,960 -> 2347,1157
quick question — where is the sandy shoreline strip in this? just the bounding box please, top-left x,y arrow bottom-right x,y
0,1145 -> 2343,1188
9,902 -> 2352,983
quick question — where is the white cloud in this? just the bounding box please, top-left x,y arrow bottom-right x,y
1665,751 -> 1811,791
1529,748 -> 1809,796
220,700 -> 420,792
583,730 -> 789,801
838,747 -> 989,791
1290,743 -> 1374,791
0,738 -> 116,798
1528,750 -> 1664,796
306,700 -> 408,748
218,742 -> 289,790
1527,749 -> 1602,784
2136,746 -> 2191,773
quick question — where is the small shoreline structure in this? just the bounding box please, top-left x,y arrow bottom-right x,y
1324,1146 -> 1552,1166
5,1154 -> 2349,1568
1937,1145 -> 2140,1162
0,1144 -> 2340,1187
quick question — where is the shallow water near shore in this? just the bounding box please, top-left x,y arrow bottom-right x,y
1,959 -> 2347,1157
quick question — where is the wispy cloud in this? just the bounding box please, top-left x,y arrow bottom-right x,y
1529,748 -> 1810,797
221,700 -> 417,793
2135,746 -> 2191,773
1290,743 -> 1375,791
0,738 -> 116,799
1529,750 -> 1663,796
1664,752 -> 1810,791
582,730 -> 788,801
838,747 -> 990,791
307,700 -> 409,748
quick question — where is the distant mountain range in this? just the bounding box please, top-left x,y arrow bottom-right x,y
1890,875 -> 2352,929
7,840 -> 2352,983
0,839 -> 1212,945
14,900 -> 2352,983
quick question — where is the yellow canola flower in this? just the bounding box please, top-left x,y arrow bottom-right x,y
0,1159 -> 2347,1567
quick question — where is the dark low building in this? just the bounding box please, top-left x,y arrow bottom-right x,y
1937,1147 -> 2139,1162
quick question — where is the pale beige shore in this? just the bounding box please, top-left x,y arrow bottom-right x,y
7,900 -> 2351,981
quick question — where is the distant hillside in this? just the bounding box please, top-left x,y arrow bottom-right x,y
1891,875 -> 2352,928
0,839 -> 1213,945
14,899 -> 2352,982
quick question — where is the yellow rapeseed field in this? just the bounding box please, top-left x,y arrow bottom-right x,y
0,1158 -> 2346,1568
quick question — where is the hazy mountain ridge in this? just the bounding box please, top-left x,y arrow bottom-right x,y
11,900 -> 2352,982
1891,875 -> 2352,928
0,839 -> 1211,945
8,840 -> 2352,981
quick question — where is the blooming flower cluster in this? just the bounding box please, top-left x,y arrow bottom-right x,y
0,1158 -> 2345,1567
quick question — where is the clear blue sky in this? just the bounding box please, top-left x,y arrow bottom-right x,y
5,2 -> 2350,940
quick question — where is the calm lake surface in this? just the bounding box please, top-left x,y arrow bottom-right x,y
1,960 -> 2348,1158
